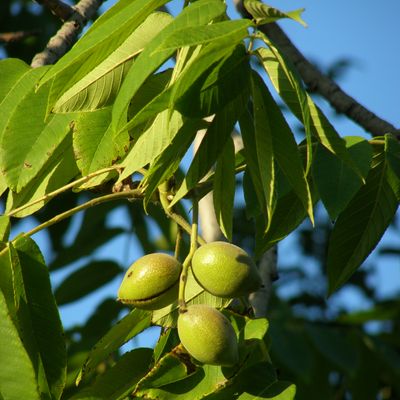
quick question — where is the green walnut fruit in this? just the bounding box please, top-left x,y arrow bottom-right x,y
191,241 -> 262,298
117,253 -> 182,310
177,304 -> 239,366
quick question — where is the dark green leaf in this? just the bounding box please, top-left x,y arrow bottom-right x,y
13,236 -> 67,400
76,308 -> 151,385
313,136 -> 372,220
327,160 -> 398,294
55,260 -> 122,305
171,95 -> 246,207
213,137 -> 235,240
306,324 -> 359,375
0,290 -> 41,400
73,348 -> 153,400
257,46 -> 312,173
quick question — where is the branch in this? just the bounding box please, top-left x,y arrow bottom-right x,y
34,0 -> 73,21
31,0 -> 105,67
234,0 -> 398,137
0,30 -> 40,43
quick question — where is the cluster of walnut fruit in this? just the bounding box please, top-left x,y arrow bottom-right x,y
117,241 -> 262,366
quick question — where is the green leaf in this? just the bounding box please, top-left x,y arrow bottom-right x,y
73,348 -> 153,400
244,318 -> 269,341
5,134 -> 79,218
306,324 -> 359,375
256,46 -> 312,174
112,0 -> 227,131
0,290 -> 41,400
53,12 -> 172,113
313,136 -> 372,220
255,180 -> 318,256
256,44 -> 363,181
251,72 -> 313,226
385,133 -> 400,199
76,308 -> 151,385
327,160 -> 398,294
0,58 -> 30,102
170,96 -> 246,207
175,40 -> 251,118
0,216 -> 10,242
142,118 -> 208,205
55,260 -> 122,305
0,73 -> 75,192
213,137 -> 235,240
120,109 -> 184,181
244,0 -> 306,27
13,236 -> 67,400
73,107 -> 129,177
40,0 -> 170,111
152,269 -> 230,328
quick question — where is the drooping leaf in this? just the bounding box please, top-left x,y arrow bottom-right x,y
40,0 -> 170,111
213,137 -> 235,240
327,159 -> 398,294
0,58 -> 30,102
54,260 -> 122,305
170,95 -> 246,207
256,44 -> 363,180
53,12 -> 172,113
5,134 -> 79,218
250,71 -> 314,226
112,0 -> 227,131
313,136 -> 372,220
175,40 -> 251,118
256,46 -> 312,173
385,133 -> 400,199
76,308 -> 151,385
244,0 -> 306,27
0,290 -> 41,400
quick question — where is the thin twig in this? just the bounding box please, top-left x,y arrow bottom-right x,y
34,0 -> 74,21
31,0 -> 105,67
21,189 -> 143,239
233,0 -> 399,137
7,165 -> 121,217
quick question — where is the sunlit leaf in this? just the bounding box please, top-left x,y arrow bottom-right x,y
53,12 -> 172,113
0,58 -> 30,102
112,0 -> 227,131
327,160 -> 398,294
244,0 -> 306,27
40,0 -> 170,112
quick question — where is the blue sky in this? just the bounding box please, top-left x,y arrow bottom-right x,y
8,1 -> 400,342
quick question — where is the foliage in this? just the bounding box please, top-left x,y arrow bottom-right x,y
0,0 -> 399,399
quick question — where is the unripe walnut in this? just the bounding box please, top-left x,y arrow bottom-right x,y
191,241 -> 262,298
117,253 -> 182,310
177,304 -> 239,366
